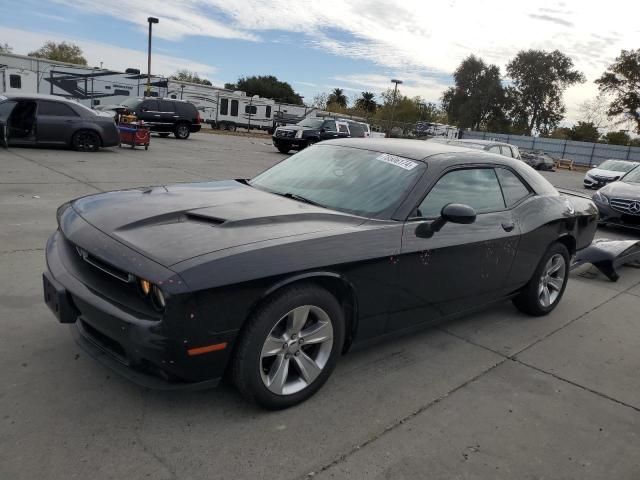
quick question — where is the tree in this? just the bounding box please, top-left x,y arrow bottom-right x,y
28,41 -> 87,65
506,49 -> 585,135
311,92 -> 329,110
441,55 -> 506,131
577,94 -> 611,129
596,49 -> 640,135
568,121 -> 600,142
602,130 -> 632,146
354,91 -> 377,113
327,88 -> 347,108
171,70 -> 212,86
0,42 -> 11,54
224,75 -> 303,104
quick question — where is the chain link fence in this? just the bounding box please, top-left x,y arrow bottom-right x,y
461,131 -> 640,167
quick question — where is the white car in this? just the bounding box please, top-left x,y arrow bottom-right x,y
583,159 -> 639,189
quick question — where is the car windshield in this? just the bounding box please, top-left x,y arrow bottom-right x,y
120,98 -> 143,109
623,167 -> 640,183
296,118 -> 324,129
250,145 -> 425,218
598,160 -> 638,172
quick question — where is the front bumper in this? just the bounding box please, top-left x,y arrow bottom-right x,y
44,225 -> 236,389
272,136 -> 309,150
584,175 -> 616,189
595,203 -> 640,230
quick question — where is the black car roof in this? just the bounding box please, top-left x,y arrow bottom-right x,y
323,138 -> 472,161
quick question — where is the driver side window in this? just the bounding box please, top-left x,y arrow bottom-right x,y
417,168 -> 505,218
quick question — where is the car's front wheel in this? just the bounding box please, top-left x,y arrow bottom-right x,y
513,242 -> 570,316
276,145 -> 290,154
231,284 -> 345,409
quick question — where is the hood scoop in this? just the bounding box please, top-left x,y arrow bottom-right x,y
184,211 -> 226,226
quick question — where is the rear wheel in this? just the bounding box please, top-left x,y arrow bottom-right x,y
174,123 -> 191,139
72,130 -> 100,152
513,242 -> 570,316
231,284 -> 345,409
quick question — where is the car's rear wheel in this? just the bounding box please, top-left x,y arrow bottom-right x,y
174,123 -> 191,139
513,242 -> 570,316
72,130 -> 100,152
231,284 -> 345,409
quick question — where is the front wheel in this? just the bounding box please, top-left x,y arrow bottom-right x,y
72,130 -> 100,152
513,242 -> 570,316
231,284 -> 345,409
174,123 -> 191,139
276,145 -> 290,154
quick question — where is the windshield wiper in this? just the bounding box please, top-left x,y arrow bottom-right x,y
274,191 -> 325,208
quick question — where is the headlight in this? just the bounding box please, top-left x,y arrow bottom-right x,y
138,278 -> 152,296
295,130 -> 303,139
593,191 -> 609,205
137,277 -> 165,311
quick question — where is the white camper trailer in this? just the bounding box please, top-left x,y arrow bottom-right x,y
0,52 -> 167,106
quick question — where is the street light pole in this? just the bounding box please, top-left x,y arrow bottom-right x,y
180,84 -> 185,100
388,78 -> 403,136
146,17 -> 159,97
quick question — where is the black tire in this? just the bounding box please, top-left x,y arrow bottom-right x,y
71,130 -> 100,152
513,242 -> 570,316
174,123 -> 191,139
277,146 -> 290,154
231,284 -> 345,409
158,133 -> 170,138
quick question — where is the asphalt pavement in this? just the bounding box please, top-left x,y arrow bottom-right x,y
1,134 -> 639,480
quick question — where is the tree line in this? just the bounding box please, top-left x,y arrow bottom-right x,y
3,40 -> 638,144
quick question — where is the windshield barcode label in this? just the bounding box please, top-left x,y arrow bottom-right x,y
375,154 -> 418,170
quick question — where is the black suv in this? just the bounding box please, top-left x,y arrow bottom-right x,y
272,118 -> 353,153
102,98 -> 202,139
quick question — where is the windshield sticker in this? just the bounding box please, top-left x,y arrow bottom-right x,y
375,153 -> 418,171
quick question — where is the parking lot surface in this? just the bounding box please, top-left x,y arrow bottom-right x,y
1,134 -> 639,479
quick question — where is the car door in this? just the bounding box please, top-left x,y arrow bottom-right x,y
386,166 -> 521,332
136,99 -> 159,126
158,100 -> 176,132
0,100 -> 17,147
36,100 -> 81,145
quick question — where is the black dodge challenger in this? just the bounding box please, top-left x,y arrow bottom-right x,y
43,139 -> 598,408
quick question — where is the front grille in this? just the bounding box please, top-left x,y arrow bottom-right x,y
610,198 -> 640,216
75,246 -> 134,283
276,129 -> 295,138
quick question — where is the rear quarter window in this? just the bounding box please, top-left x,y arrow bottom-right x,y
175,102 -> 197,117
495,168 -> 531,207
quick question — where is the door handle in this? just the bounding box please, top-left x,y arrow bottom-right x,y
501,222 -> 515,232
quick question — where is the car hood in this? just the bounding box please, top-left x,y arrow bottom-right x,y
70,180 -> 364,267
587,168 -> 628,179
600,181 -> 640,198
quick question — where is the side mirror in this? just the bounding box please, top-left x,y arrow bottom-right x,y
415,203 -> 476,238
320,128 -> 326,133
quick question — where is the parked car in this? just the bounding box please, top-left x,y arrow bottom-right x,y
43,139 -> 597,408
592,166 -> 640,229
520,150 -> 556,171
99,97 -> 202,139
0,93 -> 119,151
272,117 -> 369,153
429,138 -> 521,160
583,159 -> 639,189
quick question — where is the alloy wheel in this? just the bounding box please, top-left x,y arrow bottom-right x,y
259,305 -> 334,395
538,253 -> 566,307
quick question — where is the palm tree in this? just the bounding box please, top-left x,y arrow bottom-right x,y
355,91 -> 377,113
328,88 -> 347,108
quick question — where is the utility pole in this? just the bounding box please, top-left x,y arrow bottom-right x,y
146,17 -> 159,96
388,78 -> 403,136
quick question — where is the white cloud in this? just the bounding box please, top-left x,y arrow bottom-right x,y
0,26 -> 219,80
19,0 -> 640,122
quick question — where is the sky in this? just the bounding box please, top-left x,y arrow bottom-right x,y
1,0 -> 638,124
